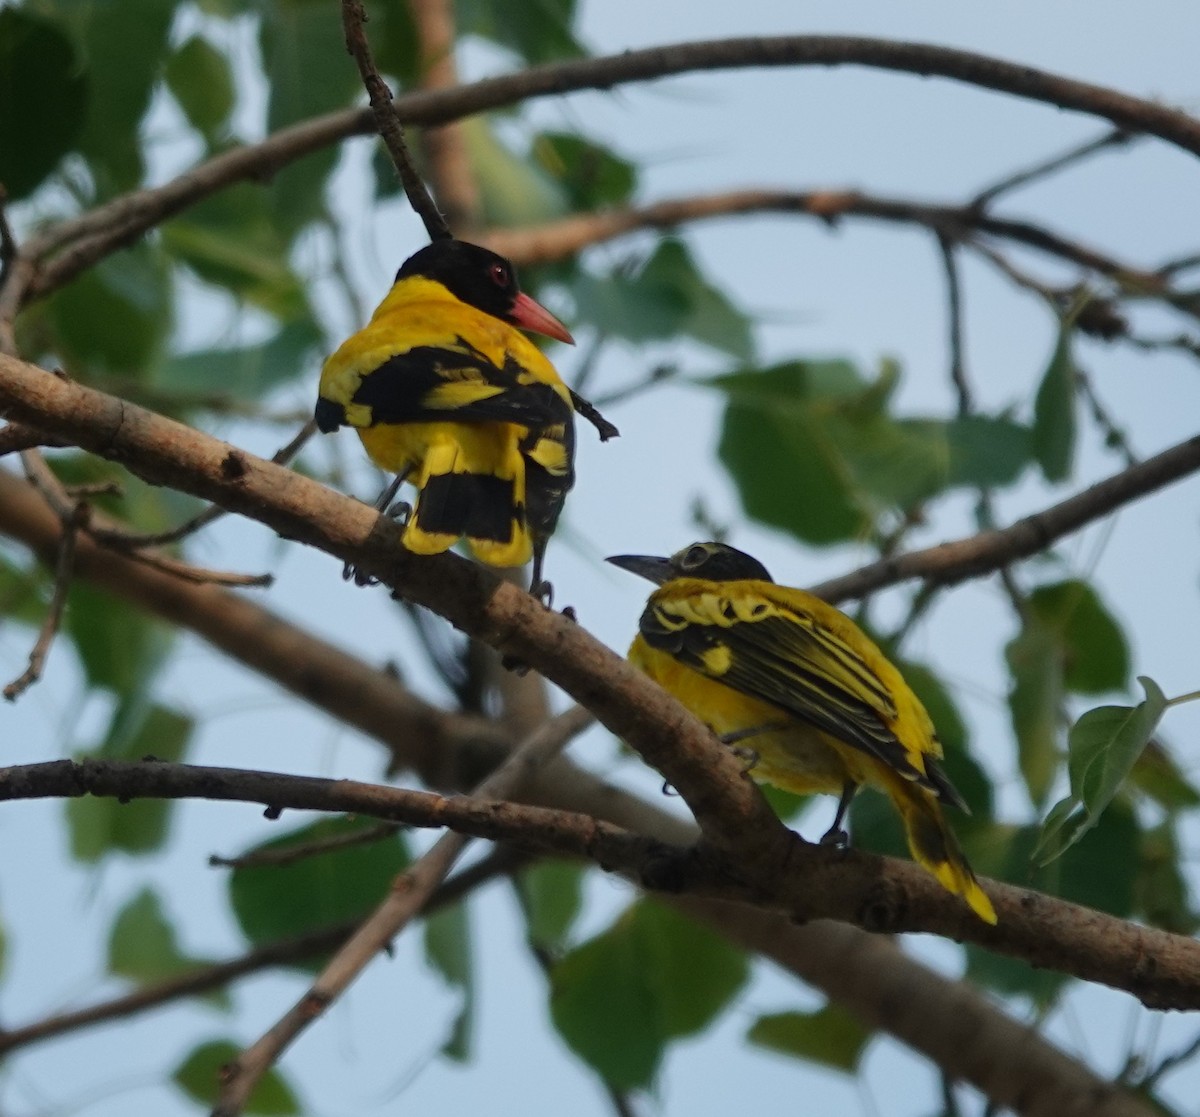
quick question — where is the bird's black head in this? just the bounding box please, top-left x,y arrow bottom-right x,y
606,542 -> 774,586
395,239 -> 574,344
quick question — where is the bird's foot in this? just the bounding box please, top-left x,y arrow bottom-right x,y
341,561 -> 378,587
384,500 -> 412,526
729,745 -> 760,775
819,826 -> 850,850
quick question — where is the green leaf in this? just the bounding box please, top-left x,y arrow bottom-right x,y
516,860 -> 584,953
229,816 -> 409,957
67,704 -> 193,861
1031,322 -> 1077,483
532,131 -> 637,210
457,0 -> 586,64
550,899 -> 747,1089
258,0 -> 359,235
1027,580 -> 1129,695
1136,821 -> 1199,934
1130,742 -> 1200,812
550,909 -> 660,1089
44,243 -> 173,378
0,8 -> 86,199
165,35 -> 235,143
70,0 -> 177,192
155,319 -> 324,406
161,185 -> 309,319
0,556 -> 51,628
174,1040 -> 300,1115
942,414 -> 1032,488
747,1005 -> 871,1073
108,888 -> 230,1008
66,581 -> 174,696
1005,618 -> 1064,808
463,116 -> 570,228
715,361 -> 869,544
639,240 -> 754,360
424,902 -> 474,1061
1033,677 -> 1167,864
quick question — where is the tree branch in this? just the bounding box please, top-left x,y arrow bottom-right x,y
340,0 -> 450,241
5,757 -> 1200,1012
20,35 -> 1200,305
482,188 -> 1193,319
811,432 -> 1200,603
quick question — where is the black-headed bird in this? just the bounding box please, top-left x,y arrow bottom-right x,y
607,541 -> 996,924
316,239 -> 615,597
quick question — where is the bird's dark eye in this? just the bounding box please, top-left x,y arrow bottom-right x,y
681,544 -> 709,570
489,262 -> 509,286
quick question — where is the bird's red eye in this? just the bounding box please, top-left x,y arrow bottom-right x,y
489,262 -> 509,286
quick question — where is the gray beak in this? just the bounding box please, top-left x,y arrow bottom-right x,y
605,554 -> 675,586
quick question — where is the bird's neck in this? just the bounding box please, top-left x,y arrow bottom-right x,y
370,275 -> 459,322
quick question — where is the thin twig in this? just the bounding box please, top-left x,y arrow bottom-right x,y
1075,367 -> 1138,467
94,419 -> 317,550
1132,1031 -> 1200,1092
213,705 -> 593,1115
0,423 -> 64,457
969,127 -> 1133,210
4,501 -> 88,701
340,0 -> 450,241
21,35 -> 1200,306
209,821 -> 401,870
937,233 -> 972,417
0,184 -> 15,272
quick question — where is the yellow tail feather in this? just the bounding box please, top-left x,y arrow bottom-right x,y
885,772 -> 997,925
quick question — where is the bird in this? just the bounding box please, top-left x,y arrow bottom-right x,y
316,238 -> 617,598
607,541 -> 996,924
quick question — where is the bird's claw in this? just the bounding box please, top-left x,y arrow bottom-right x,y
384,500 -> 412,526
342,561 -> 378,587
819,827 -> 850,850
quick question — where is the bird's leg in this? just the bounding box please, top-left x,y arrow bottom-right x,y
569,389 -> 620,442
529,540 -> 553,606
820,781 -> 859,849
344,470 -> 413,586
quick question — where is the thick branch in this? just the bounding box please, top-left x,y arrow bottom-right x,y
483,188 -> 1176,298
3,757 -> 1200,1011
22,35 -> 1200,303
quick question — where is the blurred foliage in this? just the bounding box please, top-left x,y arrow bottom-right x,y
1,0 -> 1197,1111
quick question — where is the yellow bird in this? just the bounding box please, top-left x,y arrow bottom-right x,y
316,238 -> 615,597
608,541 -> 996,924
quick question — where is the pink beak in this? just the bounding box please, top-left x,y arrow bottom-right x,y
508,291 -> 575,345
